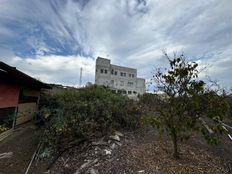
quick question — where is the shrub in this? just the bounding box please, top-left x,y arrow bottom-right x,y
39,85 -> 140,157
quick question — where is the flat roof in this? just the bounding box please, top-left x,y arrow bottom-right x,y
97,57 -> 137,71
111,64 -> 137,71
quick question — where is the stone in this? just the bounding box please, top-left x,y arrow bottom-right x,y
87,168 -> 98,174
137,170 -> 145,173
110,143 -> 116,149
116,142 -> 122,146
104,149 -> 112,155
115,130 -> 124,137
109,135 -> 120,142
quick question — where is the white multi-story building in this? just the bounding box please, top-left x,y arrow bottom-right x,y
95,57 -> 145,97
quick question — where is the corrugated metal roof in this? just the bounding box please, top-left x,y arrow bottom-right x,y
0,61 -> 51,89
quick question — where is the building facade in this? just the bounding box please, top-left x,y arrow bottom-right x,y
95,57 -> 145,97
0,61 -> 50,128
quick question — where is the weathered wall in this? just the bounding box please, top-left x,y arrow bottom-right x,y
95,57 -> 111,85
95,57 -> 145,97
16,88 -> 40,125
16,102 -> 37,125
0,82 -> 19,109
23,88 -> 40,97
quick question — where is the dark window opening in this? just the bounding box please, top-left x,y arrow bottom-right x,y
19,96 -> 38,104
128,82 -> 133,86
117,90 -> 122,94
0,107 -> 15,128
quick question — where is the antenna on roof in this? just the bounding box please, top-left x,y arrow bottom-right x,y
79,67 -> 83,87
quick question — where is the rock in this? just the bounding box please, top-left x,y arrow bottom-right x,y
92,138 -> 108,146
109,135 -> 120,142
137,170 -> 145,173
110,143 -> 116,149
104,149 -> 112,155
87,168 -> 99,174
115,130 -> 124,137
116,142 -> 122,146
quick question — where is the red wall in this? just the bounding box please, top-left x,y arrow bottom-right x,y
0,82 -> 19,108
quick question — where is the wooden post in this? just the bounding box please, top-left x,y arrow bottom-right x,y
12,107 -> 17,130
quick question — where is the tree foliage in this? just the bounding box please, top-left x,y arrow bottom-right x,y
141,53 -> 228,159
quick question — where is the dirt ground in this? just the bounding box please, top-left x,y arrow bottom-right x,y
0,123 -> 38,174
34,128 -> 232,174
1,126 -> 232,174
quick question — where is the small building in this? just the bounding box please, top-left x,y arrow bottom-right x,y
95,57 -> 145,98
0,61 -> 50,128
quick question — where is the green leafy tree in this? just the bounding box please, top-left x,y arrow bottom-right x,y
144,52 -> 228,159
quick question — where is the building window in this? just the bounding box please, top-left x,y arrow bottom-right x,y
120,81 -> 124,86
133,91 -> 137,94
122,90 -> 127,94
128,91 -> 132,94
128,82 -> 133,86
111,69 -> 114,75
117,90 -> 122,94
115,71 -> 117,75
101,69 -> 104,73
132,74 -> 134,78
121,72 -> 126,77
105,69 -> 107,74
129,74 -> 132,77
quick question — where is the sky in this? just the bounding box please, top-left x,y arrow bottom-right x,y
0,0 -> 232,89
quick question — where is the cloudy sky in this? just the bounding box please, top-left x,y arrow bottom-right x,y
0,0 -> 232,89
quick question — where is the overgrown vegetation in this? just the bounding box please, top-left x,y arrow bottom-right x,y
38,54 -> 231,162
39,85 -> 141,158
140,52 -> 229,159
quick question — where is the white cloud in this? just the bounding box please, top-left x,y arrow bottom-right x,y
0,0 -> 232,88
4,55 -> 95,86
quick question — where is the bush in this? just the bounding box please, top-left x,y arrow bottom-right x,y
39,85 -> 141,157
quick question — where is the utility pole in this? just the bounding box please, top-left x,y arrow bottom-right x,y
79,67 -> 83,87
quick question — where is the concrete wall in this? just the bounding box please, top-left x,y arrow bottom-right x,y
16,102 -> 37,125
95,57 -> 145,97
95,58 -> 111,85
16,88 -> 40,125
